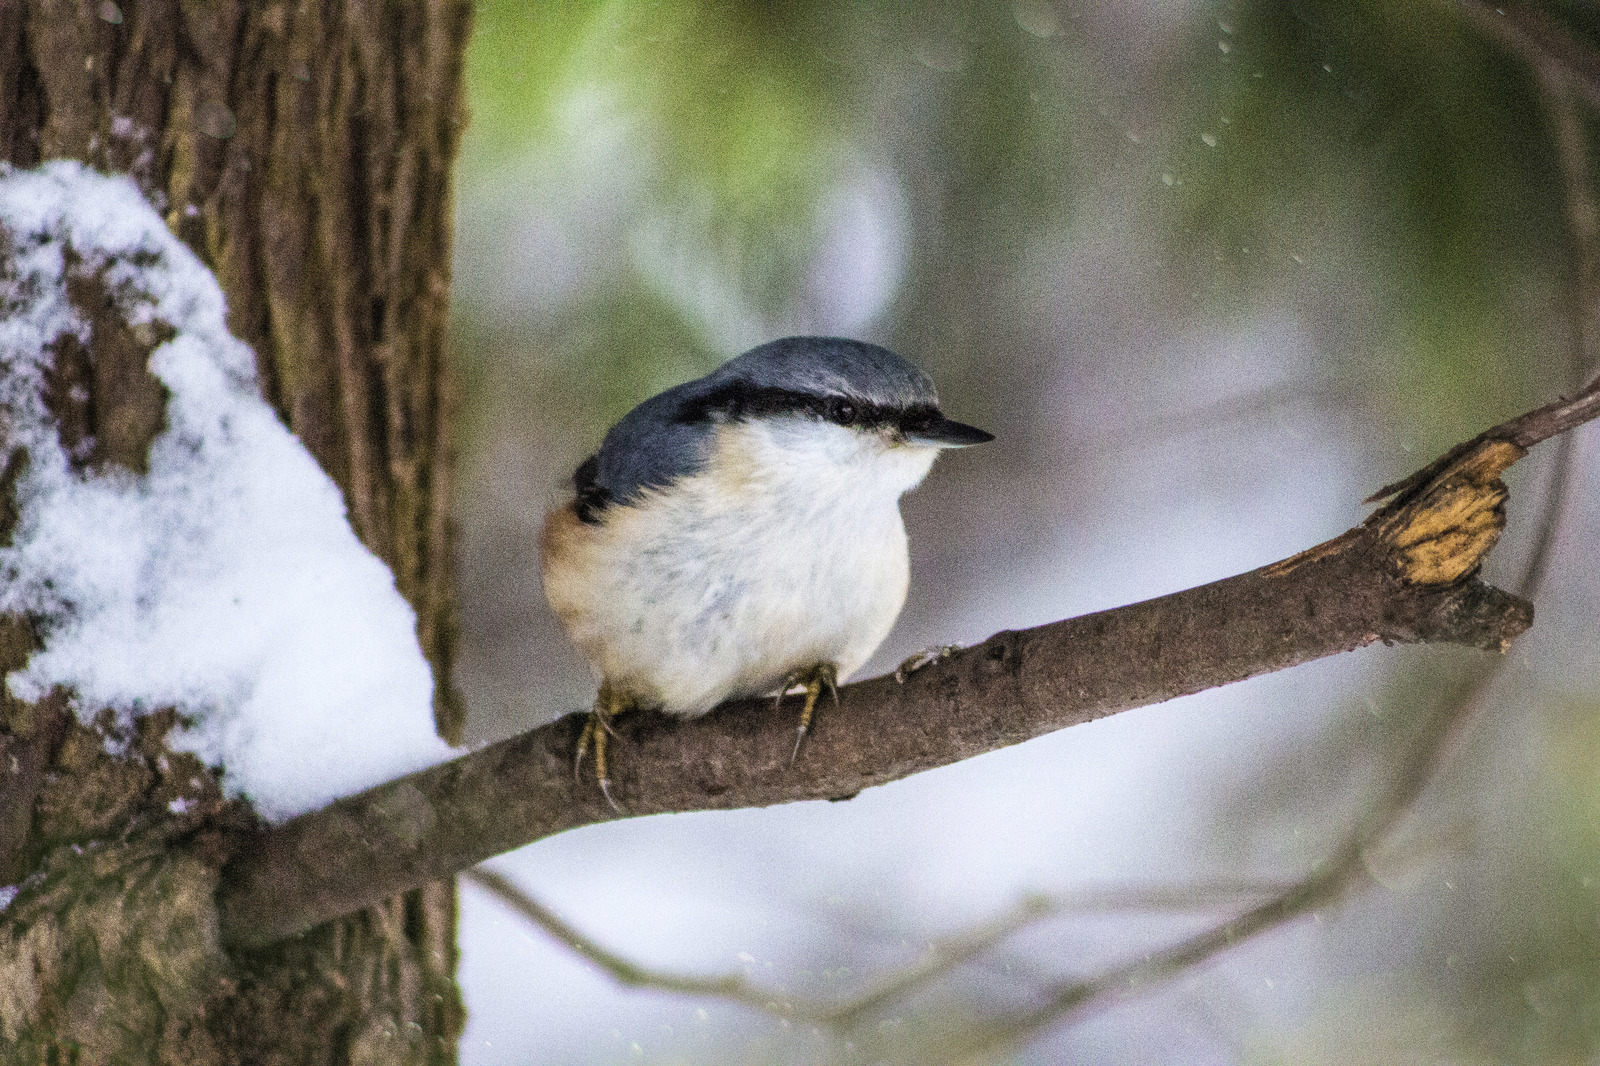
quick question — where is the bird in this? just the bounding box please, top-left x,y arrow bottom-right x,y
541,335 -> 992,807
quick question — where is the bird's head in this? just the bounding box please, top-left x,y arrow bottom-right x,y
575,337 -> 992,522
676,336 -> 993,497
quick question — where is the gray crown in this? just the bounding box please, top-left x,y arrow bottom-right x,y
696,335 -> 939,411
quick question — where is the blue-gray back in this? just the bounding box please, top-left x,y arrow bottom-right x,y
573,336 -> 939,522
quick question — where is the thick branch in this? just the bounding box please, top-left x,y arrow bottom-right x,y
216,383 -> 1600,949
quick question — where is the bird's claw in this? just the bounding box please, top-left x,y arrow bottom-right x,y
895,644 -> 961,683
575,681 -> 628,811
574,717 -> 592,782
785,663 -> 839,765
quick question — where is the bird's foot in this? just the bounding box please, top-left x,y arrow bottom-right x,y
894,644 -> 962,683
575,681 -> 632,811
775,663 -> 839,764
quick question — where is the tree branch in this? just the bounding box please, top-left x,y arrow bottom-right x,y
930,642 -> 1504,1064
216,377 -> 1600,949
909,16 -> 1600,1053
462,867 -> 819,1020
918,404 -> 1590,1062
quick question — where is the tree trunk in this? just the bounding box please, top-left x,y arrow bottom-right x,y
0,2 -> 470,1062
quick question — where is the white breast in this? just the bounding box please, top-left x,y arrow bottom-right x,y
541,418 -> 939,714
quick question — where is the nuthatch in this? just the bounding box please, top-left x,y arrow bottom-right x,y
541,336 -> 992,806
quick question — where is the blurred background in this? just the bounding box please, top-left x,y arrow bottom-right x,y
445,2 -> 1600,1062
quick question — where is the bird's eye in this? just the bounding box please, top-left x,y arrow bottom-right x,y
830,399 -> 858,426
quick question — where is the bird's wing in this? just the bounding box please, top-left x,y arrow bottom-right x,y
574,384 -> 716,523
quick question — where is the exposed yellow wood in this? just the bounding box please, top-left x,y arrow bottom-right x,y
1373,439 -> 1525,585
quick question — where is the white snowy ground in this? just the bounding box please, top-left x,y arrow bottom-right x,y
0,162 -> 454,823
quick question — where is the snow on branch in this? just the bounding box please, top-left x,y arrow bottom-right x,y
0,162 -> 454,822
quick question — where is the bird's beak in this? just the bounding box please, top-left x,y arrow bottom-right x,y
905,417 -> 994,448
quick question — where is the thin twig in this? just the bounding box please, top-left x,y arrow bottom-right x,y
929,12 -> 1600,1058
465,866 -> 1297,1031
820,880 -> 1294,1031
818,895 -> 1059,1031
463,867 -> 829,1022
931,660 -> 1500,1065
1457,1 -> 1600,114
1522,64 -> 1600,599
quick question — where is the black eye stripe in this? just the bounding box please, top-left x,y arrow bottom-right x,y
679,382 -> 939,434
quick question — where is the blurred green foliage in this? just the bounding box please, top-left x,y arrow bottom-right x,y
455,0 -> 1586,438
1175,1 -> 1563,283
1169,0 -> 1571,433
549,283 -> 718,426
462,0 -> 862,380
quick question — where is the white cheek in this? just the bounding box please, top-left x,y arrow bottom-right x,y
755,420 -> 938,497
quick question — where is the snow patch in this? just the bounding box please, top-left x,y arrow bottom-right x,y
0,161 -> 455,822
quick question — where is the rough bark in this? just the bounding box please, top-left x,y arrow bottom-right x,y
217,384 -> 1600,947
0,2 -> 469,1062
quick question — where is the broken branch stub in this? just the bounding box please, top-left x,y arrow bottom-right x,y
1369,438 -> 1525,586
